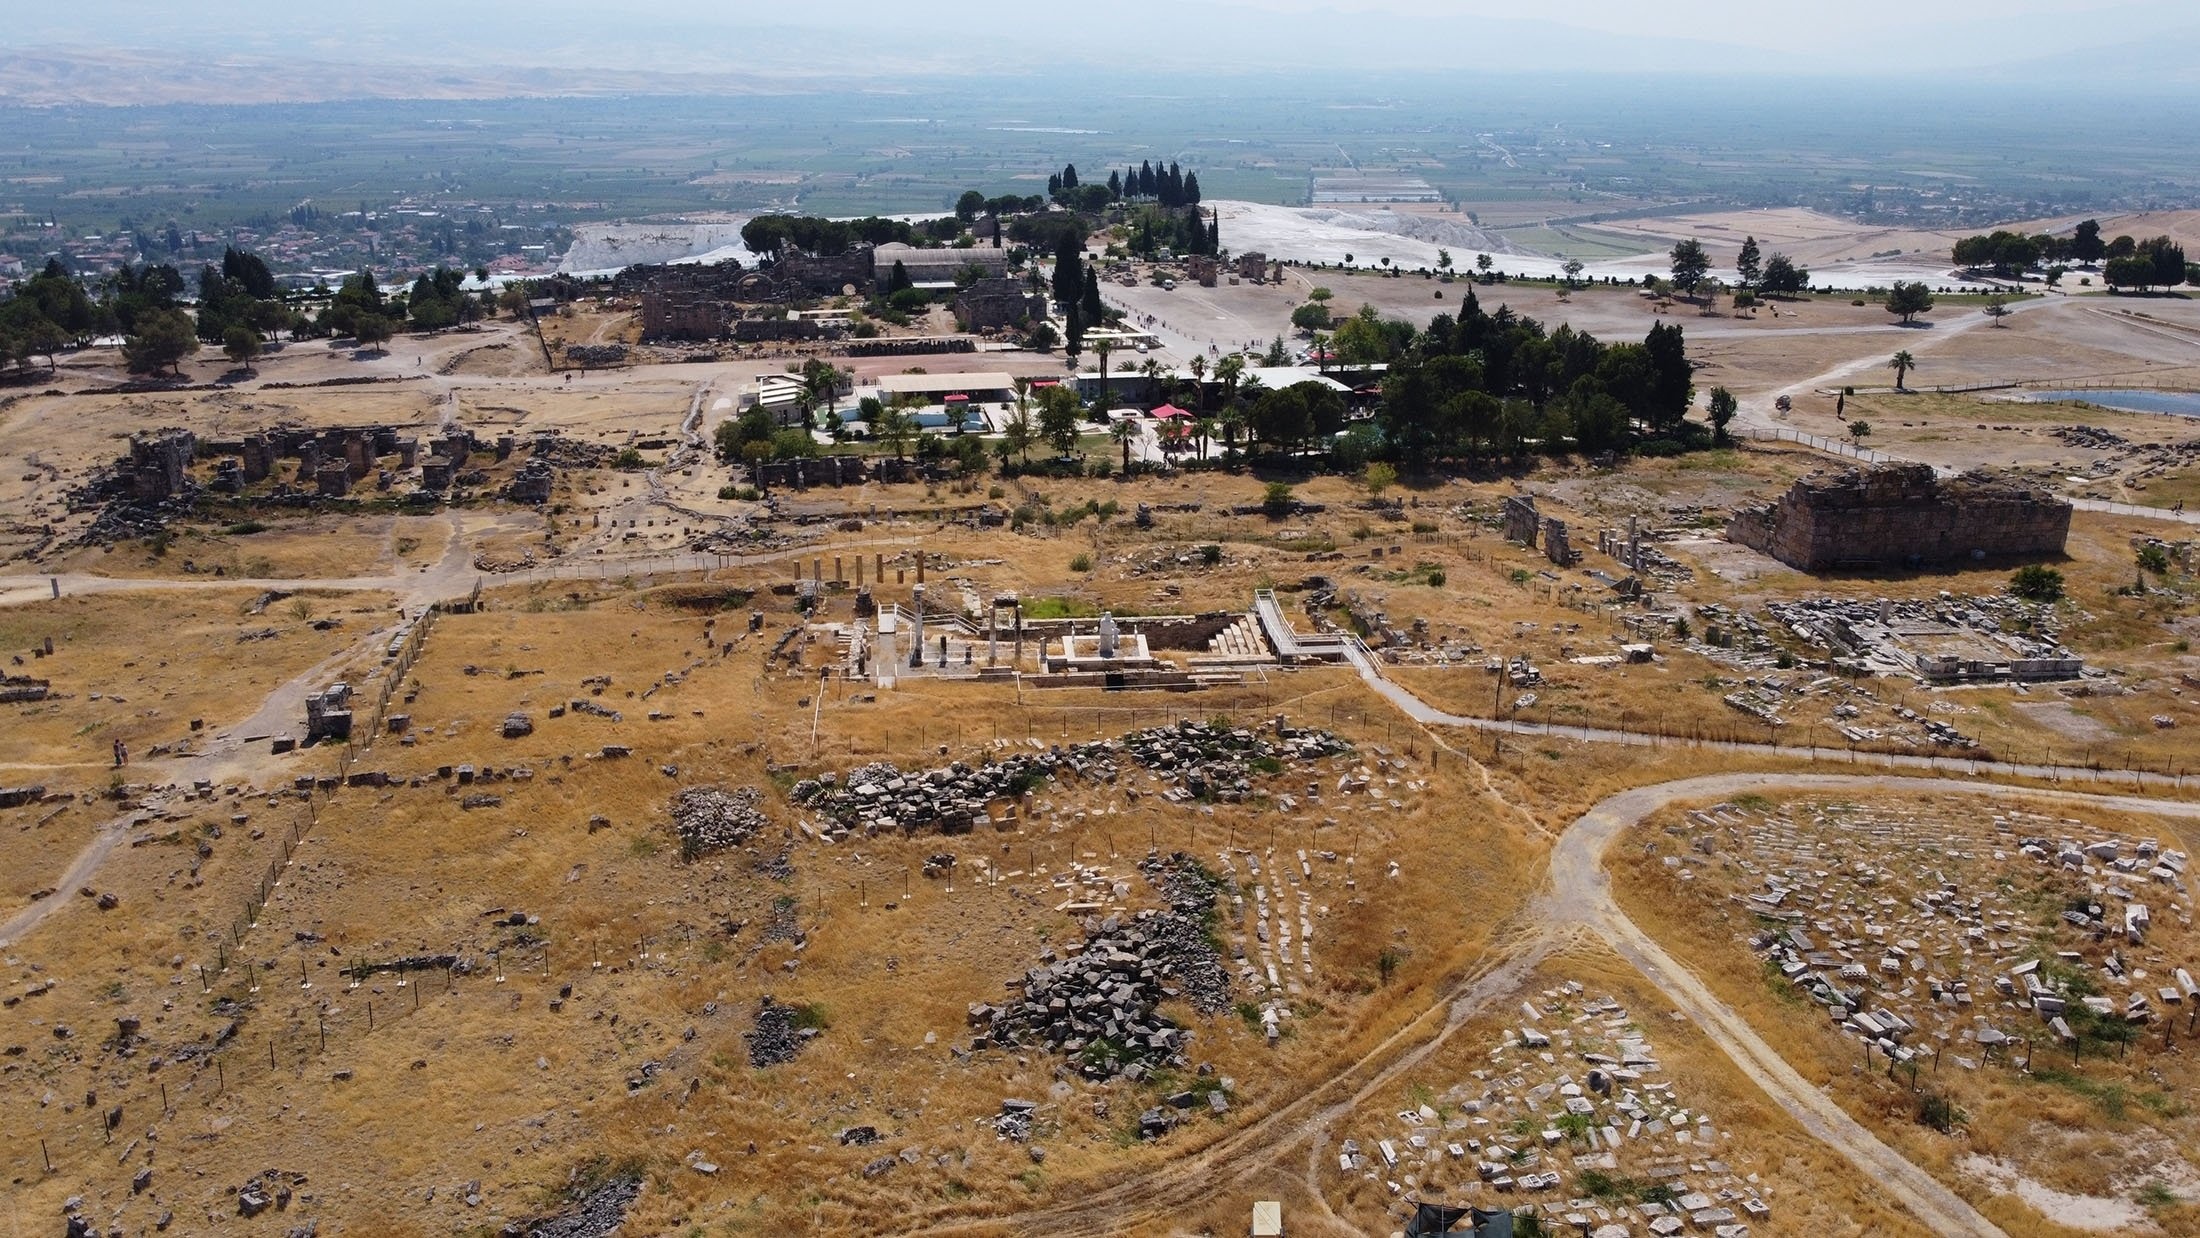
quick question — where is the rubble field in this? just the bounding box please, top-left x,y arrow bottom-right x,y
1619,794 -> 2200,1231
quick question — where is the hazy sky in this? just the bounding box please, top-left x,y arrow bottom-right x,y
9,0 -> 2199,79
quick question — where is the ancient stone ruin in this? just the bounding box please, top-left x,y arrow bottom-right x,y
1726,465 -> 2071,572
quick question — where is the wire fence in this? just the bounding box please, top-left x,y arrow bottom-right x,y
1745,427 -> 1890,465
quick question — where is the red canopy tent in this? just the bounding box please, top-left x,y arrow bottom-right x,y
1149,403 -> 1191,419
943,393 -> 970,402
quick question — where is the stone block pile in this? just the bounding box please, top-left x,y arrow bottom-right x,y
791,719 -> 1348,841
669,786 -> 768,857
967,908 -> 1217,1081
969,855 -> 1231,1085
744,997 -> 817,1068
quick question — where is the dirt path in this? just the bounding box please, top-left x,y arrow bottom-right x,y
0,806 -> 144,947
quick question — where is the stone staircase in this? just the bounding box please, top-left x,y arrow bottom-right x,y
1186,613 -> 1275,671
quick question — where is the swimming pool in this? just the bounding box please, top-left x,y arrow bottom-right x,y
2023,389 -> 2200,416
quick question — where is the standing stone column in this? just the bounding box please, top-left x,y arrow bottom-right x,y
909,584 -> 926,669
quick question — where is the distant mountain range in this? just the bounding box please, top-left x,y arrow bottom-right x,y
2,2 -> 2196,106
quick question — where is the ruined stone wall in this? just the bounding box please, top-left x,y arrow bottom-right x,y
1727,465 -> 2071,572
641,294 -> 729,341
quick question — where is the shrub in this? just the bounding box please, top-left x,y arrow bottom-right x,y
1068,553 -> 1093,573
1425,569 -> 1446,587
222,520 -> 268,536
2009,565 -> 2065,602
613,448 -> 646,470
1261,481 -> 1296,516
1198,544 -> 1223,565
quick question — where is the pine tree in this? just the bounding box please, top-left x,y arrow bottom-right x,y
1053,235 -> 1083,306
1736,236 -> 1763,290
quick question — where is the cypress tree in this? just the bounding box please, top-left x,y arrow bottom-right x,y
1062,163 -> 1079,190
1138,161 -> 1155,199
1108,170 -> 1123,201
1208,215 -> 1220,254
1184,172 -> 1201,206
1082,267 -> 1103,325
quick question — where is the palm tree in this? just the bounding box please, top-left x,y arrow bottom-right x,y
1006,381 -> 1035,462
1214,354 -> 1244,409
1108,417 -> 1140,474
879,407 -> 916,460
1193,415 -> 1218,460
1889,350 -> 1917,392
1219,406 -> 1246,458
1187,355 -> 1209,411
944,402 -> 969,436
1093,337 -> 1115,410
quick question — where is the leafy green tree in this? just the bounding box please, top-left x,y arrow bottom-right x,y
1889,350 -> 1917,391
1436,249 -> 1453,272
2070,219 -> 2105,265
769,427 -> 818,460
352,314 -> 396,351
1983,296 -> 2011,326
2104,255 -> 2156,292
716,406 -> 777,461
1561,259 -> 1584,287
1475,253 -> 1493,279
955,190 -> 986,222
1291,302 -> 1332,333
1760,254 -> 1809,295
1037,385 -> 1083,456
1707,386 -> 1737,444
2140,236 -> 2188,287
222,325 -> 261,374
1735,235 -> 1762,289
1847,419 -> 1872,443
1885,281 -> 1934,324
122,307 -> 199,376
1668,239 -> 1710,296
1330,305 -> 1394,364
1361,461 -> 1397,499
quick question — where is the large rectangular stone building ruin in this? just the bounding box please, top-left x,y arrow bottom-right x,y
1726,465 -> 2070,572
